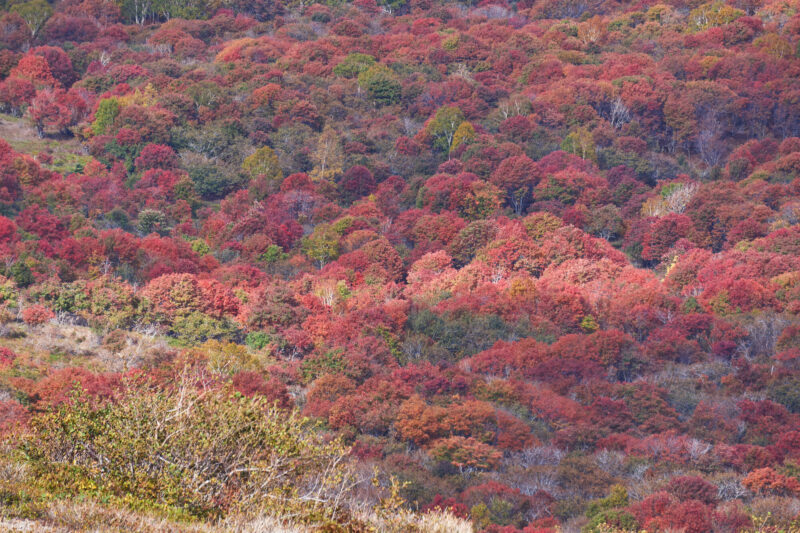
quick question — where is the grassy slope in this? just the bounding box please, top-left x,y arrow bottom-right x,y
0,114 -> 90,176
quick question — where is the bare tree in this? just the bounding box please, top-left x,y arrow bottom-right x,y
609,97 -> 631,129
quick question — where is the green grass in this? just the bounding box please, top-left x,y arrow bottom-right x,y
0,113 -> 87,175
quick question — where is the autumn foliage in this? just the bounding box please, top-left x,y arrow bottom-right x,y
0,0 -> 799,530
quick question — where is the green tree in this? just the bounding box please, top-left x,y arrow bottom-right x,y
116,0 -> 157,25
188,163 -> 246,200
357,64 -> 401,106
377,0 -> 408,12
688,1 -> 744,32
10,0 -> 53,38
333,53 -> 375,78
9,261 -> 34,288
155,0 -> 208,20
583,485 -> 638,533
302,223 -> 340,267
427,106 -> 465,155
245,331 -> 272,350
171,311 -> 238,345
561,126 -> 597,162
136,209 -> 167,235
92,98 -> 120,135
259,244 -> 288,265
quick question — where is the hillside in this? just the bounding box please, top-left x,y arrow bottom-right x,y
0,0 -> 800,531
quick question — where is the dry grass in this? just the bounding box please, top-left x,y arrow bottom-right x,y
0,499 -> 312,533
0,501 -> 473,533
27,323 -> 102,359
0,447 -> 470,533
355,509 -> 474,533
0,321 -> 171,373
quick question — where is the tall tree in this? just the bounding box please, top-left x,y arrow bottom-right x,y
10,0 -> 53,39
310,126 -> 344,182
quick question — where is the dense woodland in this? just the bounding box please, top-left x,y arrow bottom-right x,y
0,0 -> 800,530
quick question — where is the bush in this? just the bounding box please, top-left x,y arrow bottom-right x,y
245,331 -> 272,350
21,375 -> 355,520
9,261 -> 34,288
666,475 -> 718,505
170,311 -> 239,345
22,304 -> 54,325
136,209 -> 167,235
768,376 -> 800,414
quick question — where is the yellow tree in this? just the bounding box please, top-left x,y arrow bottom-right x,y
561,127 -> 597,163
450,121 -> 475,154
242,146 -> 282,181
310,126 -> 344,181
242,146 -> 283,199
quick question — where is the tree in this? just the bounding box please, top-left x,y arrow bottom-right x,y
448,220 -> 498,267
27,89 -> 70,137
22,304 -> 54,325
189,163 -> 246,201
561,126 -> 597,162
341,165 -> 375,198
143,273 -> 206,321
310,126 -> 344,181
358,64 -> 401,106
302,223 -> 340,267
395,395 -> 447,445
232,371 -> 292,409
10,0 -> 53,39
0,77 -> 35,116
640,214 -> 694,263
426,106 -> 465,155
30,46 -> 74,87
135,144 -> 178,171
662,500 -> 713,533
666,476 -> 717,505
742,467 -> 800,496
490,155 -> 540,215
689,1 -> 745,31
429,436 -> 501,472
92,98 -> 119,135
360,237 -> 404,281
10,261 -> 34,288
226,0 -> 284,22
459,181 -> 502,221
9,54 -> 57,88
450,121 -> 475,153
242,146 -> 283,198
136,209 -> 167,235
0,216 -> 18,245
583,485 -> 637,533
117,0 -> 157,25
333,53 -> 375,78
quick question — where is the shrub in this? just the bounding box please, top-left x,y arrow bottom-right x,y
22,304 -> 54,325
245,331 -> 272,350
21,375 -> 355,520
666,475 -> 718,505
170,311 -> 238,345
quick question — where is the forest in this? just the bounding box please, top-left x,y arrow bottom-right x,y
0,0 -> 799,530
